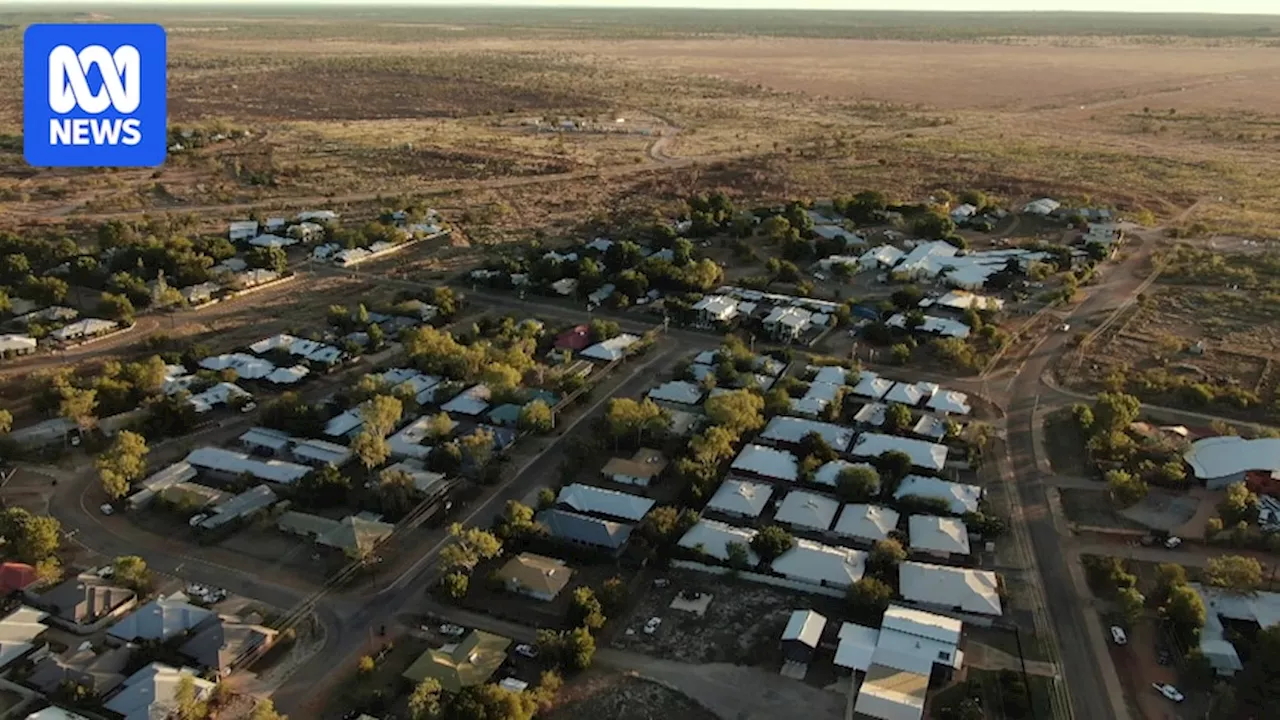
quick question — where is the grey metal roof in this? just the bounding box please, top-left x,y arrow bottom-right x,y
535,509 -> 633,550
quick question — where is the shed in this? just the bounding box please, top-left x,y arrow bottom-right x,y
780,609 -> 827,663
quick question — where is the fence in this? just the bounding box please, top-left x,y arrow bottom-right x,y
669,559 -> 845,598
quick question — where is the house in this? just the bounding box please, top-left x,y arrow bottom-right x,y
26,574 -> 136,633
780,609 -> 827,664
264,217 -> 287,231
198,353 -> 274,380
845,605 -> 966,720
248,234 -> 297,249
851,434 -> 949,473
495,554 -> 573,602
859,245 -> 905,271
125,462 -> 198,510
647,380 -> 705,407
883,381 -> 939,407
51,319 -> 119,342
926,390 -> 972,416
705,479 -> 774,519
887,313 -> 971,339
535,509 -> 633,554
196,485 -> 279,532
586,283 -> 616,306
228,221 -> 258,241
14,306 -> 77,327
678,520 -> 759,563
289,221 -> 325,241
851,372 -> 893,400
1023,198 -> 1061,215
291,438 -> 353,467
187,382 -> 252,414
550,278 -> 578,296
790,381 -> 843,417
581,334 -> 639,361
1184,436 -> 1280,489
553,325 -> 591,351
600,448 -> 668,487
813,460 -> 877,489
486,404 -> 522,428
0,562 -> 37,595
899,561 -> 1002,616
178,616 -> 278,673
297,210 -> 338,223
894,475 -> 982,515
27,644 -> 132,697
107,593 -> 214,643
911,415 -> 950,441
763,306 -> 813,342
441,385 -> 492,416
693,295 -> 740,324
179,282 -> 222,305
556,484 -> 655,522
324,409 -> 364,439
277,512 -> 395,557
0,334 -> 37,356
949,203 -> 977,223
908,516 -> 971,559
771,539 -> 867,591
26,708 -> 95,720
924,290 -> 1003,312
185,447 -> 311,486
0,606 -> 49,671
773,491 -> 840,533
382,461 -> 447,494
387,415 -> 448,460
853,402 -> 887,427
730,445 -> 799,483
759,416 -> 855,452
833,505 -> 900,545
1190,583 -> 1280,676
402,630 -> 510,694
103,663 -> 215,720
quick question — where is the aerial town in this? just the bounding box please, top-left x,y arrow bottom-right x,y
1,5 -> 1278,720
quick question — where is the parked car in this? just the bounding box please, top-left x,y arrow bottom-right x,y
1059,323 -> 1071,332
439,624 -> 466,637
99,503 -> 114,515
1110,626 -> 1127,645
1164,536 -> 1183,549
95,565 -> 114,579
240,402 -> 257,413
651,578 -> 670,588
1152,683 -> 1184,702
514,644 -> 539,659
189,514 -> 209,527
643,617 -> 662,635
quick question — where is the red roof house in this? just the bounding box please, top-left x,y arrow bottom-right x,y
0,562 -> 37,594
554,325 -> 591,352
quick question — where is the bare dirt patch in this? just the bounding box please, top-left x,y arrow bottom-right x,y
1060,488 -> 1148,532
543,670 -> 717,720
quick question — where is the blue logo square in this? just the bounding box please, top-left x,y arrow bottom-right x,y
24,23 -> 167,168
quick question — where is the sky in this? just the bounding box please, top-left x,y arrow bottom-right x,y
25,0 -> 1280,15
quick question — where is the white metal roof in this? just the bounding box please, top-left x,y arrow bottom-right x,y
248,234 -> 297,248
0,605 -> 49,669
887,313 -> 971,339
239,427 -> 292,452
759,416 -> 855,451
387,414 -> 447,459
883,381 -> 938,407
705,479 -> 774,517
929,290 -> 1004,311
926,390 -> 971,415
774,490 -> 840,532
581,334 -> 639,361
647,380 -> 706,406
908,515 -> 971,555
678,520 -> 759,563
851,372 -> 893,399
771,539 -> 866,589
911,414 -> 949,440
692,295 -> 739,319
0,334 -> 36,353
833,504 -> 900,543
198,353 -> 274,379
383,461 -> 447,493
859,245 -> 905,269
834,622 -> 880,671
809,365 -> 850,386
185,447 -> 311,485
813,460 -> 877,488
1184,436 -> 1280,480
899,561 -> 1002,616
187,382 -> 251,414
557,483 -> 656,522
324,410 -> 364,438
882,604 -> 963,646
790,381 -> 842,417
854,402 -> 887,427
730,445 -> 799,481
292,438 -> 352,466
781,609 -> 827,649
852,434 -> 949,472
895,475 -> 981,514
51,318 -> 119,341
441,385 -> 491,416
265,365 -> 309,385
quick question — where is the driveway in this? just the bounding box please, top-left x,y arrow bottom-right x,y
596,648 -> 847,720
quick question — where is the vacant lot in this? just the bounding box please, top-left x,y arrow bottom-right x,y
1060,488 -> 1148,532
544,670 -> 717,720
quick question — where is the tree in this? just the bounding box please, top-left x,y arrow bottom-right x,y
1204,555 -> 1263,594
884,403 -> 912,433
890,285 -> 925,310
460,427 -> 496,472
0,508 -> 61,564
1118,587 -> 1146,623
247,245 -> 288,273
350,430 -> 390,470
568,587 -> 606,630
587,318 -> 621,343
98,292 -> 135,322
1220,482 -> 1261,526
750,525 -> 795,565
1092,392 -> 1142,434
425,412 -> 455,440
846,577 -> 893,623
358,655 -> 376,675
518,400 -> 553,433
439,524 -> 502,571
598,576 -> 627,613
704,389 -> 765,434
174,674 -> 207,720
1106,469 -> 1148,507
360,395 -> 403,438
0,409 -> 10,435
1232,625 -> 1280,718
560,626 -> 596,671
835,465 -> 880,503
869,538 -> 907,575
763,388 -> 792,416
112,555 -> 151,591
376,469 -> 420,517
408,677 -> 443,720
912,210 -> 955,239
249,699 -> 286,720
876,450 -> 914,486
1162,583 -> 1207,634
493,500 -> 540,542
603,398 -> 666,447
725,540 -> 752,569
95,430 -> 150,500
889,343 -> 911,365
58,385 -> 98,430
297,464 -> 350,508
439,571 -> 469,600
690,426 -> 738,466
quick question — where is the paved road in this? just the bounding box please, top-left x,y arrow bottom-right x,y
271,341 -> 695,717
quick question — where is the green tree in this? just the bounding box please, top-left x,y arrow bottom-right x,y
95,430 -> 149,500
1220,482 -> 1261,525
360,394 -> 403,438
439,524 -> 503,571
884,403 -> 913,433
912,210 -> 955,238
58,385 -> 98,430
0,508 -> 62,564
518,400 -> 553,433
357,656 -> 375,675
846,577 -> 893,623
408,677 -> 443,720
249,699 -> 286,720
836,465 -> 880,503
174,674 -> 208,720
112,555 -> 151,592
704,389 -> 765,434
98,292 -> 135,322
603,397 -> 666,447
439,571 -> 469,600
1231,625 -> 1280,717
690,426 -> 738,466
890,343 -> 911,365
460,427 -> 496,472
1118,587 -> 1146,623
425,412 -> 455,440
598,576 -> 627,613
0,409 -> 11,435
296,463 -> 350,508
1204,555 -> 1263,594
1106,469 -> 1148,506
560,626 -> 596,671
568,587 -> 606,630
247,245 -> 288,273
1162,583 -> 1207,635
725,540 -> 752,569
492,500 -> 540,542
750,525 -> 795,565
376,468 -> 420,516
763,388 -> 792,416
1092,392 -> 1142,435
350,430 -> 390,470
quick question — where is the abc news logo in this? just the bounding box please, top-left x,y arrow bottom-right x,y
48,44 -> 144,146
24,24 -> 167,168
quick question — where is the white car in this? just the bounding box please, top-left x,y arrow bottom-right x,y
643,617 -> 662,635
514,643 -> 539,659
1059,323 -> 1071,332
96,565 -> 114,579
189,514 -> 209,527
439,624 -> 466,637
1152,683 -> 1184,702
1110,626 -> 1127,645
240,402 -> 257,413
99,503 -> 114,515
1164,536 -> 1183,549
